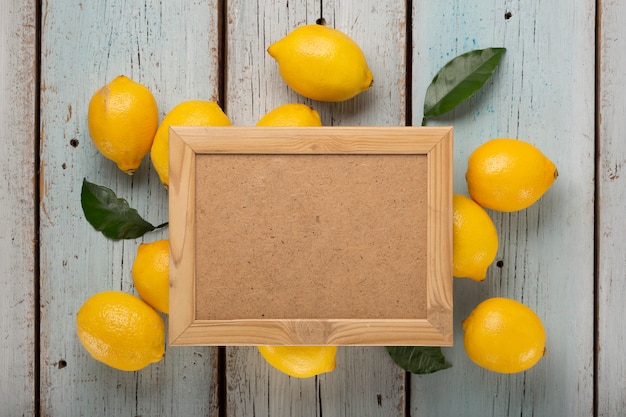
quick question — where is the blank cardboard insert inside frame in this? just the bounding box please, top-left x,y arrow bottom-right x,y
168,126 -> 453,346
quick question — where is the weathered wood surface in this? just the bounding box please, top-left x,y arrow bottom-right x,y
224,2 -> 408,415
0,1 -> 37,416
411,1 -> 596,416
38,1 -> 220,415
597,0 -> 626,416
0,0 -> 620,415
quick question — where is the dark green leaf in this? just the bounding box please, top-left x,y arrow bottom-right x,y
81,178 -> 156,239
423,47 -> 506,120
386,346 -> 452,375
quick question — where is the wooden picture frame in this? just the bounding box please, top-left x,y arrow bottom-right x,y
168,126 -> 453,346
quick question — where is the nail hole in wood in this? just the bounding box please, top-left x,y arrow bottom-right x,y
70,139 -> 79,147
496,260 -> 504,268
316,17 -> 326,25
504,11 -> 513,20
58,359 -> 67,369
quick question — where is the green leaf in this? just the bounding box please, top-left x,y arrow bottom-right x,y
81,178 -> 157,240
423,47 -> 506,120
386,346 -> 452,375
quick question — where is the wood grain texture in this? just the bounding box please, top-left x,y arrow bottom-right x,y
226,345 -> 406,416
225,0 -> 406,127
2,0 -> 613,414
166,126 -> 451,153
411,1 -> 595,416
168,129 -> 197,346
39,1 -> 221,415
224,0 -> 408,415
170,127 -> 451,342
170,127 -> 450,346
0,0 -> 37,414
597,0 -> 626,415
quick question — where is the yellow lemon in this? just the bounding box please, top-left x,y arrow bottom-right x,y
257,345 -> 337,378
150,100 -> 231,187
76,291 -> 165,371
466,138 -> 558,212
88,75 -> 158,174
267,24 -> 373,102
132,239 -> 169,314
462,297 -> 546,373
256,103 -> 322,126
453,194 -> 498,281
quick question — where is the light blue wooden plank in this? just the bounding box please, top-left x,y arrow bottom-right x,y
597,0 -> 626,415
39,1 -> 221,415
227,346 -> 406,416
36,0 -> 603,414
0,0 -> 37,414
411,1 -> 595,416
225,0 -> 406,128
224,1 -> 408,416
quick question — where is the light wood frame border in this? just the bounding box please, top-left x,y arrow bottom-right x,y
168,126 -> 453,346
